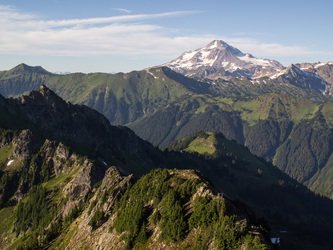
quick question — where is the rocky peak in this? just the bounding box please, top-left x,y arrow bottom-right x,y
35,84 -> 62,102
296,62 -> 333,85
9,63 -> 51,75
162,40 -> 284,80
15,85 -> 66,117
271,64 -> 328,93
39,84 -> 50,94
1,86 -> 157,176
206,40 -> 243,56
285,64 -> 303,75
207,40 -> 229,48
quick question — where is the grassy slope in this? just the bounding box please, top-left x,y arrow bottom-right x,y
130,92 -> 333,198
0,66 -> 199,125
130,92 -> 331,146
0,206 -> 16,248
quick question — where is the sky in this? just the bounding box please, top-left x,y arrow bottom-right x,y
0,0 -> 332,73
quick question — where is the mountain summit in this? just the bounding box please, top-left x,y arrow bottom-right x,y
163,40 -> 284,79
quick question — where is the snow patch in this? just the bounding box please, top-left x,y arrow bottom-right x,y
271,238 -> 280,245
237,54 -> 272,67
222,61 -> 229,67
315,62 -> 328,68
200,50 -> 216,66
229,63 -> 240,71
7,160 -> 14,166
208,42 -> 218,49
182,51 -> 197,61
270,70 -> 286,79
147,70 -> 157,79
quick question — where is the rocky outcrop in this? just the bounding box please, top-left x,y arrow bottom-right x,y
64,167 -> 135,249
62,160 -> 106,217
10,129 -> 41,161
60,168 -> 271,250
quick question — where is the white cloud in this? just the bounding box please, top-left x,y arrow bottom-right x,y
0,4 -> 324,67
0,5 -> 36,20
0,5 -> 206,58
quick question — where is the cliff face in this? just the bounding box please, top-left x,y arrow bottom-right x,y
0,87 -> 269,248
0,123 -> 124,248
53,169 -> 269,250
0,128 -> 268,249
0,85 -> 159,176
63,167 -> 135,250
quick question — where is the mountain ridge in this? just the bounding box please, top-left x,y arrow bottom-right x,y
1,63 -> 333,199
162,40 -> 333,97
1,40 -> 333,200
1,87 -> 333,248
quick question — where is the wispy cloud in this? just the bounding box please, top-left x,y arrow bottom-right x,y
0,6 -> 206,57
0,5 -> 322,66
113,8 -> 132,14
40,11 -> 201,29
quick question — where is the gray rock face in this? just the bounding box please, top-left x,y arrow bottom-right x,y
11,129 -> 41,160
64,166 -> 135,250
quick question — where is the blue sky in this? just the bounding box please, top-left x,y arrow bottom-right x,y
0,0 -> 332,73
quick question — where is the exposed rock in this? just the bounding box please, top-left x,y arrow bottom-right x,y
62,160 -> 105,217
64,167 -> 134,249
0,131 -> 13,148
52,142 -> 71,175
10,129 -> 41,160
98,167 -> 135,215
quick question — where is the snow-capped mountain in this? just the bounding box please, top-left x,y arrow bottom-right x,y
160,40 -> 333,96
295,61 -> 333,85
271,64 -> 328,93
163,40 -> 284,80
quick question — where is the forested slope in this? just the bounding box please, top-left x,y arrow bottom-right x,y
1,89 -> 333,248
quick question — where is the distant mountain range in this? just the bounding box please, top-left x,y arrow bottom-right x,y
162,40 -> 333,98
1,40 -> 333,203
163,40 -> 331,79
